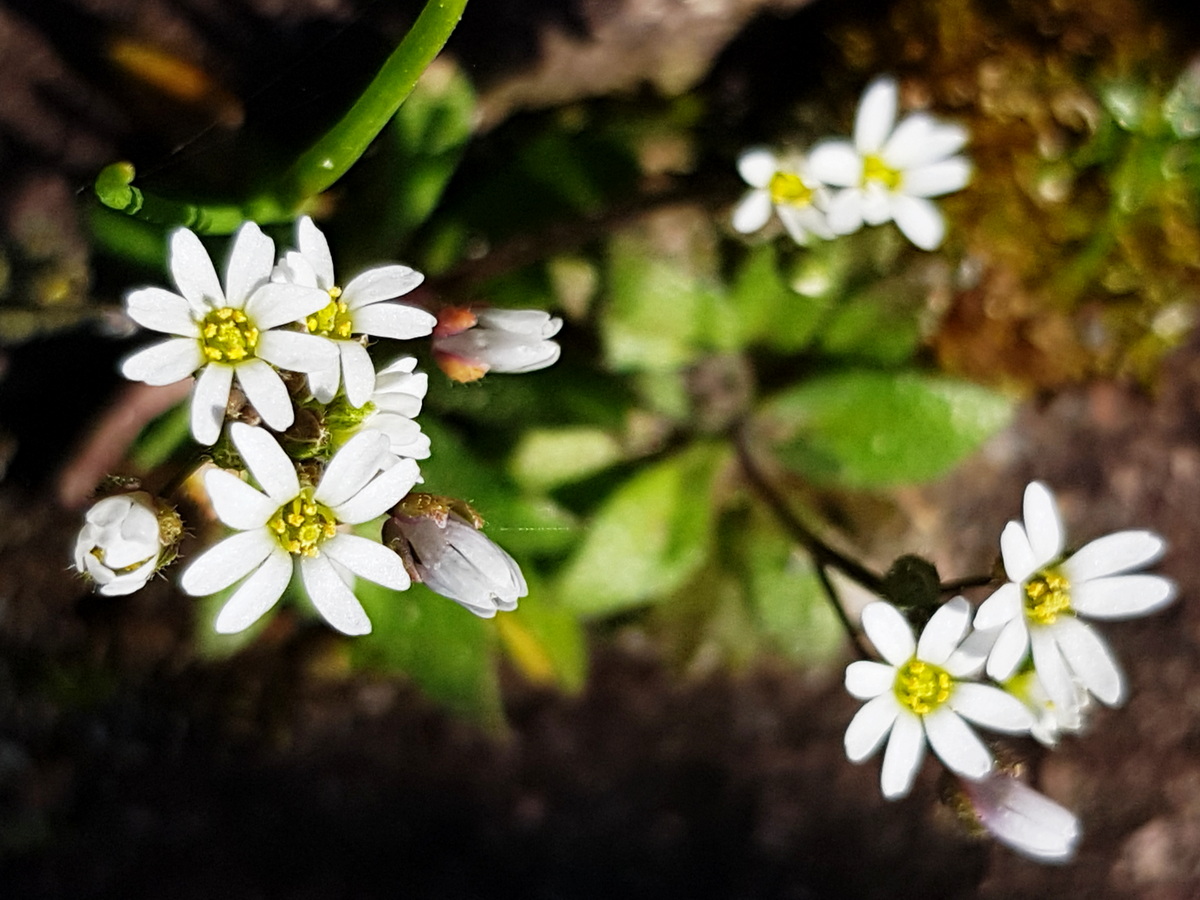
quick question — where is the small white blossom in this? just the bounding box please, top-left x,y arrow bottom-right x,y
433,308 -> 561,382
121,223 -> 338,445
960,773 -> 1081,864
1005,667 -> 1090,747
974,481 -> 1176,712
844,598 -> 1033,800
731,147 -> 833,244
385,506 -> 527,617
74,492 -> 168,596
275,216 -> 436,407
808,75 -> 972,250
356,356 -> 430,460
180,423 -> 419,635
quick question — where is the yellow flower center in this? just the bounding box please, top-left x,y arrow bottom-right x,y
862,154 -> 903,190
1023,567 -> 1072,625
894,659 -> 953,715
305,287 -> 354,339
200,307 -> 259,362
768,171 -> 814,207
268,489 -> 337,557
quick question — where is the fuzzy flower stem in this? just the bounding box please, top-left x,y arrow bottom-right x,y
939,573 -> 1000,594
277,0 -> 470,206
814,560 -> 874,661
733,426 -> 883,655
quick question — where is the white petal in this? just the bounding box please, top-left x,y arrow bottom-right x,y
235,359 -> 294,432
923,708 -> 992,781
331,458 -> 421,524
845,660 -> 896,700
307,364 -> 341,404
169,228 -> 223,313
342,265 -> 425,309
824,187 -> 866,234
300,555 -> 372,635
214,547 -> 293,633
314,431 -> 390,509
339,341 -> 376,408
125,288 -> 199,336
731,190 -> 772,234
902,158 -> 973,198
966,775 -> 1080,864
1052,617 -> 1125,706
861,601 -> 915,667
476,308 -> 562,337
891,195 -> 945,250
230,422 -> 300,505
322,533 -> 411,591
245,282 -> 332,329
120,338 -> 203,385
1062,531 -> 1166,581
916,596 -> 970,665
736,147 -> 777,188
808,141 -> 862,187
1000,521 -> 1037,583
880,711 -> 925,800
778,205 -> 833,243
854,76 -> 898,154
256,330 -> 339,374
949,682 -> 1034,733
1024,481 -> 1065,566
1029,627 -> 1077,714
985,616 -> 1031,681
860,185 -> 892,225
352,302 -> 437,340
1071,574 -> 1176,620
945,625 -> 1000,678
273,251 -> 319,289
974,582 -> 1022,630
844,693 -> 899,762
224,221 -> 274,307
886,119 -> 968,169
190,362 -> 234,445
296,216 -> 335,288
204,468 -> 276,530
180,528 -> 275,596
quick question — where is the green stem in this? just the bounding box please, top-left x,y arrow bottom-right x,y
275,0 -> 469,206
94,162 -> 275,234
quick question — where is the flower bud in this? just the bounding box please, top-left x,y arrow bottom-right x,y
952,772 -> 1081,864
384,494 -> 527,617
73,491 -> 180,596
433,307 -> 562,383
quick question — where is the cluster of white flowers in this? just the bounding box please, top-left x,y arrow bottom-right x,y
74,217 -> 564,634
733,75 -> 972,251
844,481 -> 1174,862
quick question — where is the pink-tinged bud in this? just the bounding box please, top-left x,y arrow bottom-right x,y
73,491 -> 181,596
385,495 -> 527,617
433,306 -> 478,338
956,773 -> 1080,864
433,308 -> 562,383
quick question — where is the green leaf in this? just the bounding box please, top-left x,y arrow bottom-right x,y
556,442 -> 728,616
509,427 -> 624,491
727,244 -> 832,352
352,580 -> 503,726
763,370 -> 1012,487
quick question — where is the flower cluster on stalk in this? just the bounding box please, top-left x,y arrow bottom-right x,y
74,216 -> 562,633
732,75 -> 972,250
843,481 -> 1174,863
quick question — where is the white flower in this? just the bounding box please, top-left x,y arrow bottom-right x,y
433,308 -> 562,382
844,598 -> 1033,800
179,422 -> 419,635
731,147 -> 833,244
275,216 -> 436,407
808,75 -> 972,250
121,223 -> 339,445
974,481 -> 1176,712
354,356 -> 430,460
384,505 -> 527,617
1005,667 -> 1090,747
74,492 -> 168,596
960,773 -> 1081,864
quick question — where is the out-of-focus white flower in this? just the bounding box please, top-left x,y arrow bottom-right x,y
975,481 -> 1176,713
844,598 -> 1033,800
959,773 -> 1081,864
274,216 -> 436,408
808,75 -> 972,250
121,223 -> 338,445
385,496 -> 527,617
180,423 -> 419,635
1005,667 -> 1090,747
731,147 -> 833,244
74,492 -> 176,596
433,308 -> 561,383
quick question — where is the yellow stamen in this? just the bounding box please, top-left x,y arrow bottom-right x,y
894,659 -> 953,715
862,154 -> 903,190
768,171 -> 814,207
200,306 -> 259,362
268,490 -> 337,557
1024,567 -> 1072,625
305,290 -> 354,340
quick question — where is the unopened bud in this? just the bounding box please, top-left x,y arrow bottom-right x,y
433,308 -> 562,383
945,771 -> 1080,864
73,491 -> 182,596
